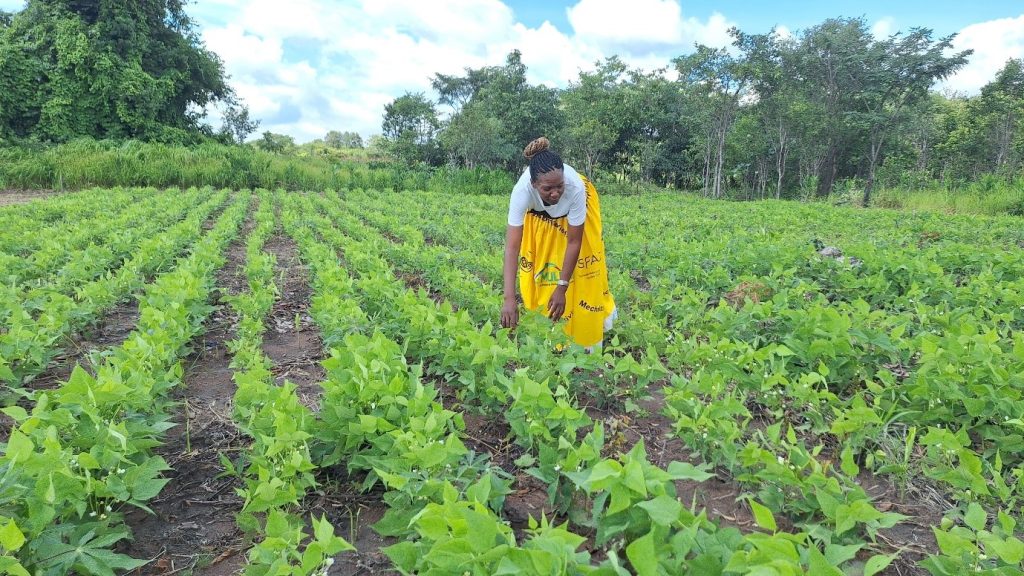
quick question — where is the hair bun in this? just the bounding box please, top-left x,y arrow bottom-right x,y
523,137 -> 550,160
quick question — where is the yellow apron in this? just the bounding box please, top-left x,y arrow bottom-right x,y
518,176 -> 615,347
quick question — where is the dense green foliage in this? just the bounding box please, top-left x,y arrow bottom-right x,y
0,0 -> 242,143
384,18 -> 1024,203
1,185 -> 1023,573
0,139 -> 513,194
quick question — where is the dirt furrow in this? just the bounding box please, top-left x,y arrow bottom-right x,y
122,219 -> 251,576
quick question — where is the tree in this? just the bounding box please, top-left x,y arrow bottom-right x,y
854,28 -> 971,204
735,28 -> 802,198
789,18 -> 876,197
217,98 -> 259,144
977,59 -> 1024,174
324,130 -> 363,149
676,43 -> 749,198
433,51 -> 563,168
382,92 -> 440,165
562,58 -> 630,179
254,131 -> 295,154
439,102 -> 512,168
0,0 -> 233,142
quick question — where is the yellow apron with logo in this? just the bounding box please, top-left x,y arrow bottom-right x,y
518,176 -> 616,347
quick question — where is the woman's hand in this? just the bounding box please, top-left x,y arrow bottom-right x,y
501,297 -> 519,329
547,286 -> 567,321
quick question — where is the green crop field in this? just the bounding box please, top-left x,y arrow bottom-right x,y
1,187 -> 1023,575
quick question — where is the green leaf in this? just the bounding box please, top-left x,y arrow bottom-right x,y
0,556 -> 30,576
863,553 -> 897,576
749,500 -> 777,533
514,453 -> 536,468
986,536 -> 1024,564
637,495 -> 683,527
5,430 -> 32,463
840,445 -> 860,476
666,461 -> 714,482
625,529 -> 658,576
1,406 -> 28,422
807,546 -> 844,576
383,541 -> 419,572
0,520 -> 25,552
964,502 -> 987,532
933,527 -> 976,557
823,542 -> 863,566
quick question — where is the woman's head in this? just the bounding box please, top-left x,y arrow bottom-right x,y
524,137 -> 565,204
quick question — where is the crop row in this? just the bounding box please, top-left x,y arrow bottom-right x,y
1,188 -> 226,398
0,191 -> 249,574
339,188 -> 1024,572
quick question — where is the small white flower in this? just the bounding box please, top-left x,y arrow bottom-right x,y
105,505 -> 112,513
100,514 -> 107,520
117,468 -> 126,474
89,511 -> 97,517
554,465 -> 562,472
777,456 -> 785,465
324,558 -> 335,567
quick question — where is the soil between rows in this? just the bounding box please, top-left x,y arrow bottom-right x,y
0,189 -> 60,206
121,216 -> 252,575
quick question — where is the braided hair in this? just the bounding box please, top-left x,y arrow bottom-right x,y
523,137 -> 564,182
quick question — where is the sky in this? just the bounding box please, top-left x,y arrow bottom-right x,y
2,0 -> 1023,142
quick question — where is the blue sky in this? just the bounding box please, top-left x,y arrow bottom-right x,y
2,0 -> 1022,142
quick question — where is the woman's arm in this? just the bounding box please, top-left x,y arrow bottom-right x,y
501,225 -> 524,328
548,223 -> 584,321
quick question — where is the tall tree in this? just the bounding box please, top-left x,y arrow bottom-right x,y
854,28 -> 970,204
324,130 -> 364,149
382,92 -> 440,165
562,57 -> 630,179
0,0 -> 232,142
979,59 -> 1024,174
439,102 -> 511,169
676,43 -> 749,198
434,51 -> 563,168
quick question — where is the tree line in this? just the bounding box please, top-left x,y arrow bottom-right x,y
0,0 -> 257,145
381,17 -> 1024,203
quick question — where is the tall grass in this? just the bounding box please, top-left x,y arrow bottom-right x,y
0,139 -> 514,195
872,176 -> 1024,216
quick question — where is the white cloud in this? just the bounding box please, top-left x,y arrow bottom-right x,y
566,0 -> 734,51
568,0 -> 683,45
944,14 -> 1024,94
871,17 -> 896,39
199,0 -> 619,141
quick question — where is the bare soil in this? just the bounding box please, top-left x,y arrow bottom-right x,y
29,300 -> 141,391
0,190 -> 60,206
260,235 -> 396,576
261,236 -> 325,407
121,222 -> 251,576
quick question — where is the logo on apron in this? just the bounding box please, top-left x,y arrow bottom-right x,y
533,262 -> 561,285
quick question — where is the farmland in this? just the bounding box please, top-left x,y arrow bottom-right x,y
1,186 -> 1023,575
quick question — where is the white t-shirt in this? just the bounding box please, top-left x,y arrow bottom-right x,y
507,164 -> 587,227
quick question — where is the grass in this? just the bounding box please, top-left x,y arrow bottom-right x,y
2,138 -> 1020,217
0,139 -> 513,195
871,176 -> 1024,216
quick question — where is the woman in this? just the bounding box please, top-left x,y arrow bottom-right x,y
500,137 -> 616,349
